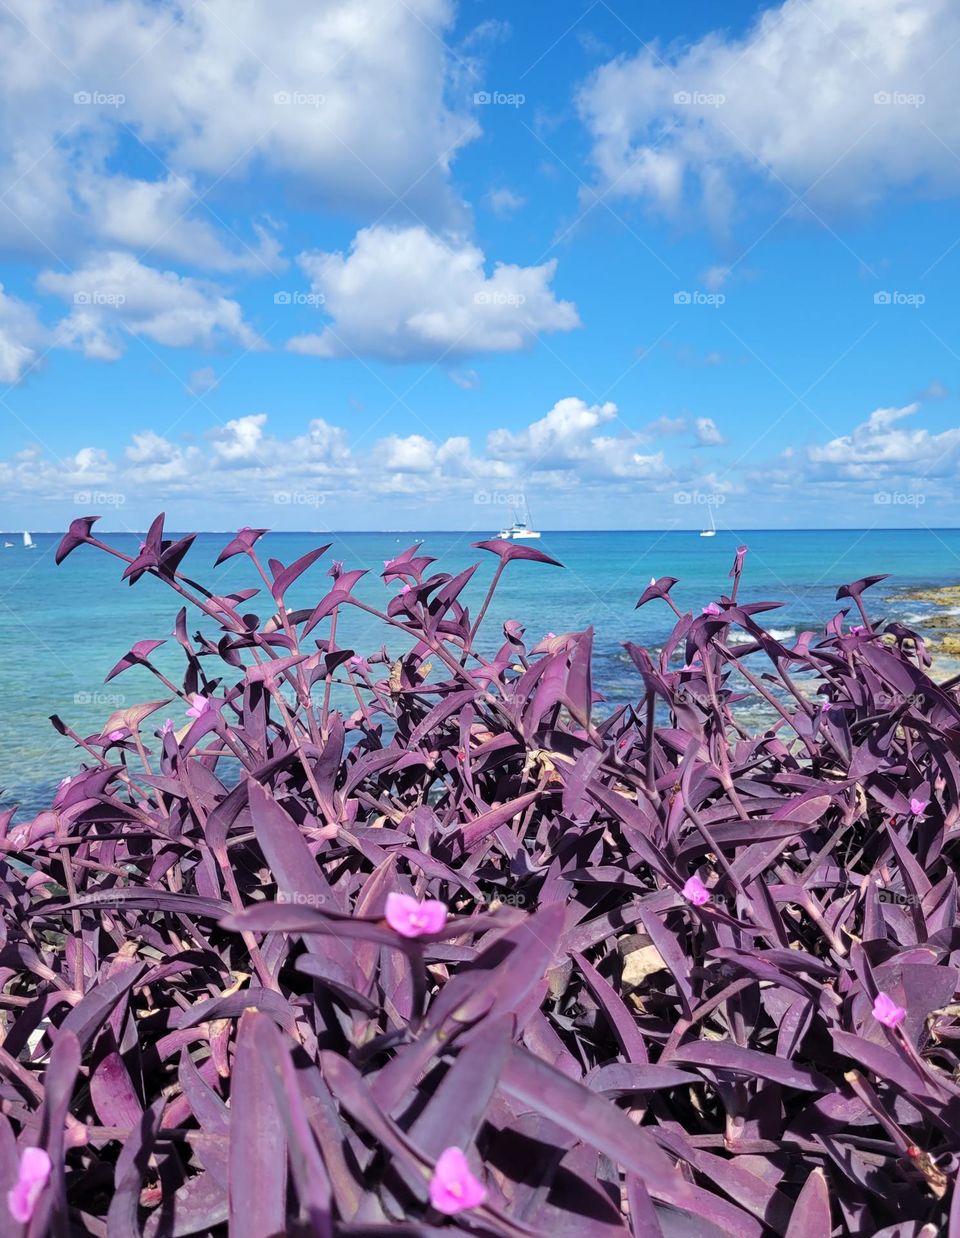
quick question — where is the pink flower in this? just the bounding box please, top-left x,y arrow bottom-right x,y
384,892 -> 447,938
850,624 -> 866,635
910,796 -> 928,815
160,719 -> 174,736
348,655 -> 367,671
186,694 -> 210,720
7,1146 -> 51,1224
105,729 -> 125,742
429,1146 -> 486,1215
873,991 -> 906,1029
682,875 -> 710,906
702,602 -> 721,615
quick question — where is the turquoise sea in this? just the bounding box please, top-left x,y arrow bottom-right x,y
2,527 -> 958,814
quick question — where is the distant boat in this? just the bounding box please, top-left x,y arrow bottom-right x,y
3,541 -> 12,548
23,531 -> 35,549
699,507 -> 716,538
499,500 -> 541,540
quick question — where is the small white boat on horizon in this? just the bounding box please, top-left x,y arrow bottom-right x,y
23,531 -> 36,549
699,507 -> 716,538
498,500 -> 541,540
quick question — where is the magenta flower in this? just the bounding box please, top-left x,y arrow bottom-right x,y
7,1146 -> 51,1224
384,892 -> 447,938
682,875 -> 710,906
702,602 -> 721,615
105,728 -> 125,743
873,991 -> 906,1029
185,694 -> 211,720
429,1146 -> 486,1215
910,796 -> 929,815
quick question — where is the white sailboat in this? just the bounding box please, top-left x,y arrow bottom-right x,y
699,506 -> 716,538
498,506 -> 541,540
23,531 -> 36,549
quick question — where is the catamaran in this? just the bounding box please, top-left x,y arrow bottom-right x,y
23,531 -> 36,549
699,506 -> 716,538
498,505 -> 541,540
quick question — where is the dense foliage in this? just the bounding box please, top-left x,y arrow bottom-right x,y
0,514 -> 958,1235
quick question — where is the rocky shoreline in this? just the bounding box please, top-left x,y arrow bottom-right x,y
888,584 -> 960,660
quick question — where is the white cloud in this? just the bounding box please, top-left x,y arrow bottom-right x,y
578,0 -> 960,219
449,368 -> 480,390
125,431 -> 200,484
0,287 -> 47,383
694,416 -> 725,446
78,173 -> 285,275
38,253 -> 261,356
0,397 -> 697,512
287,226 -> 579,362
188,367 -> 220,395
0,0 -> 475,264
806,402 -> 960,476
209,415 -> 269,465
487,188 -> 526,217
487,397 -> 669,479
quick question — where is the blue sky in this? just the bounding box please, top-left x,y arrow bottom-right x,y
0,0 -> 958,530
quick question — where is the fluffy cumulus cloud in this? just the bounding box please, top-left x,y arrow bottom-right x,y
287,226 -> 580,362
0,0 -> 473,262
487,397 -> 669,480
0,397 -> 711,512
805,403 -> 960,478
578,0 -> 960,219
694,417 -> 725,446
38,254 -> 261,358
745,401 -> 960,516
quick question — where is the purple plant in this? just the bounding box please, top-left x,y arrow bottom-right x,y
0,514 -> 956,1233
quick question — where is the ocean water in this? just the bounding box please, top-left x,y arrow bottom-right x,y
1,527 -> 958,814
